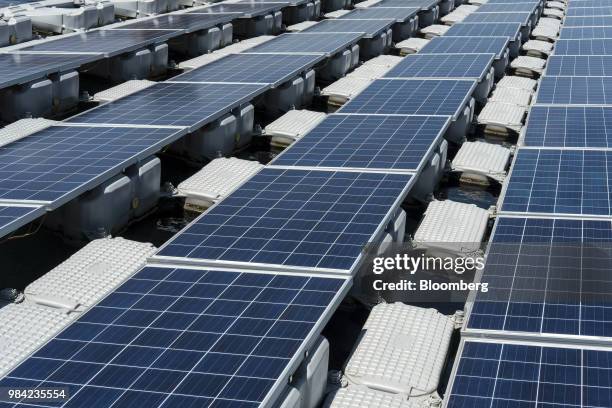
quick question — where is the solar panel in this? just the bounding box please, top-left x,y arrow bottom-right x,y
466,216 -> 612,340
0,53 -> 98,90
447,340 -> 612,407
111,13 -> 238,33
301,19 -> 395,38
554,39 -> 612,55
524,106 -> 612,148
244,32 -> 362,56
338,7 -> 419,22
0,205 -> 45,238
560,26 -> 612,40
444,23 -> 522,40
536,76 -> 612,105
568,6 -> 612,16
501,148 -> 612,217
17,30 -> 178,58
419,36 -> 509,59
564,15 -> 612,27
233,0 -> 304,7
0,0 -> 33,5
0,125 -> 185,205
570,0 -> 612,6
462,12 -> 531,25
339,79 -> 476,120
154,168 -> 412,273
475,2 -> 538,12
485,0 -> 539,3
170,54 -> 323,87
546,56 -> 612,76
66,82 -> 268,131
373,0 -> 437,9
270,114 -> 450,172
0,265 -> 349,408
186,2 -> 284,17
383,53 -> 494,81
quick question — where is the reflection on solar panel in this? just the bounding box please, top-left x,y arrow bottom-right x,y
112,13 -> 237,33
419,36 -> 509,59
554,39 -> 612,55
301,19 -> 394,38
0,205 -> 44,237
0,53 -> 98,90
560,27 -> 612,40
475,2 -> 537,12
564,16 -> 612,27
536,76 -> 612,105
525,106 -> 612,147
271,114 -> 450,172
18,30 -> 177,57
462,12 -> 531,25
384,53 -> 494,81
0,266 -> 349,408
568,6 -> 612,16
0,125 -> 184,204
339,7 -> 419,22
546,56 -> 612,76
447,340 -> 612,407
170,54 -> 322,87
501,149 -> 612,217
66,83 -> 267,131
466,216 -> 612,339
444,23 -> 521,40
245,32 -> 362,55
155,168 -> 412,273
187,2 -> 283,17
339,79 -> 476,119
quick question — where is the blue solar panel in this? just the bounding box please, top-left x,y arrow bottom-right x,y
501,149 -> 612,217
475,2 -> 538,12
18,30 -> 177,58
0,125 -> 185,204
271,114 -> 450,172
244,32 -> 362,56
155,168 -> 412,273
560,26 -> 612,40
66,83 -> 267,131
419,36 -> 509,59
554,39 -> 612,55
301,19 -> 394,38
563,15 -> 612,27
444,23 -> 522,40
339,79 -> 476,119
383,53 -> 494,81
0,205 -> 44,238
171,54 -> 322,87
568,6 -> 612,16
0,53 -> 98,90
546,56 -> 612,76
0,266 -> 349,408
447,340 -> 612,407
186,2 -> 283,17
338,7 -> 419,22
112,13 -> 237,33
467,216 -> 612,339
524,106 -> 612,147
462,12 -> 531,25
536,76 -> 612,105
570,0 -> 612,6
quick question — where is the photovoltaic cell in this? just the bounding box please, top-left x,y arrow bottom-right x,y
567,6 -> 612,16
383,53 -> 494,81
546,56 -> 612,76
570,0 -> 612,6
563,15 -> 612,27
447,340 -> 612,407
0,125 -> 185,204
462,12 -> 531,25
186,2 -> 284,17
338,7 -> 419,22
524,106 -> 612,148
270,114 -> 450,172
475,2 -> 538,12
554,39 -> 612,55
154,168 -> 412,273
0,205 -> 44,238
373,0 -> 437,9
0,266 -> 349,408
444,23 -> 522,40
501,149 -> 612,217
170,54 -> 323,87
17,30 -> 178,57
301,19 -> 395,38
66,82 -> 268,131
244,32 -> 362,56
467,216 -> 612,339
0,53 -> 98,90
339,79 -> 476,119
536,76 -> 612,105
560,26 -> 612,40
419,36 -> 509,59
111,13 -> 238,33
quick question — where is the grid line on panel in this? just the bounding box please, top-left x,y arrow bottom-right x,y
443,23 -> 522,39
536,76 -> 612,105
462,12 -> 531,24
244,33 -> 362,55
475,2 -> 538,12
567,6 -> 612,16
301,19 -> 394,37
383,53 -> 494,80
564,15 -> 612,27
560,26 -> 612,40
546,56 -> 612,76
555,39 -> 612,56
419,36 -> 509,59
